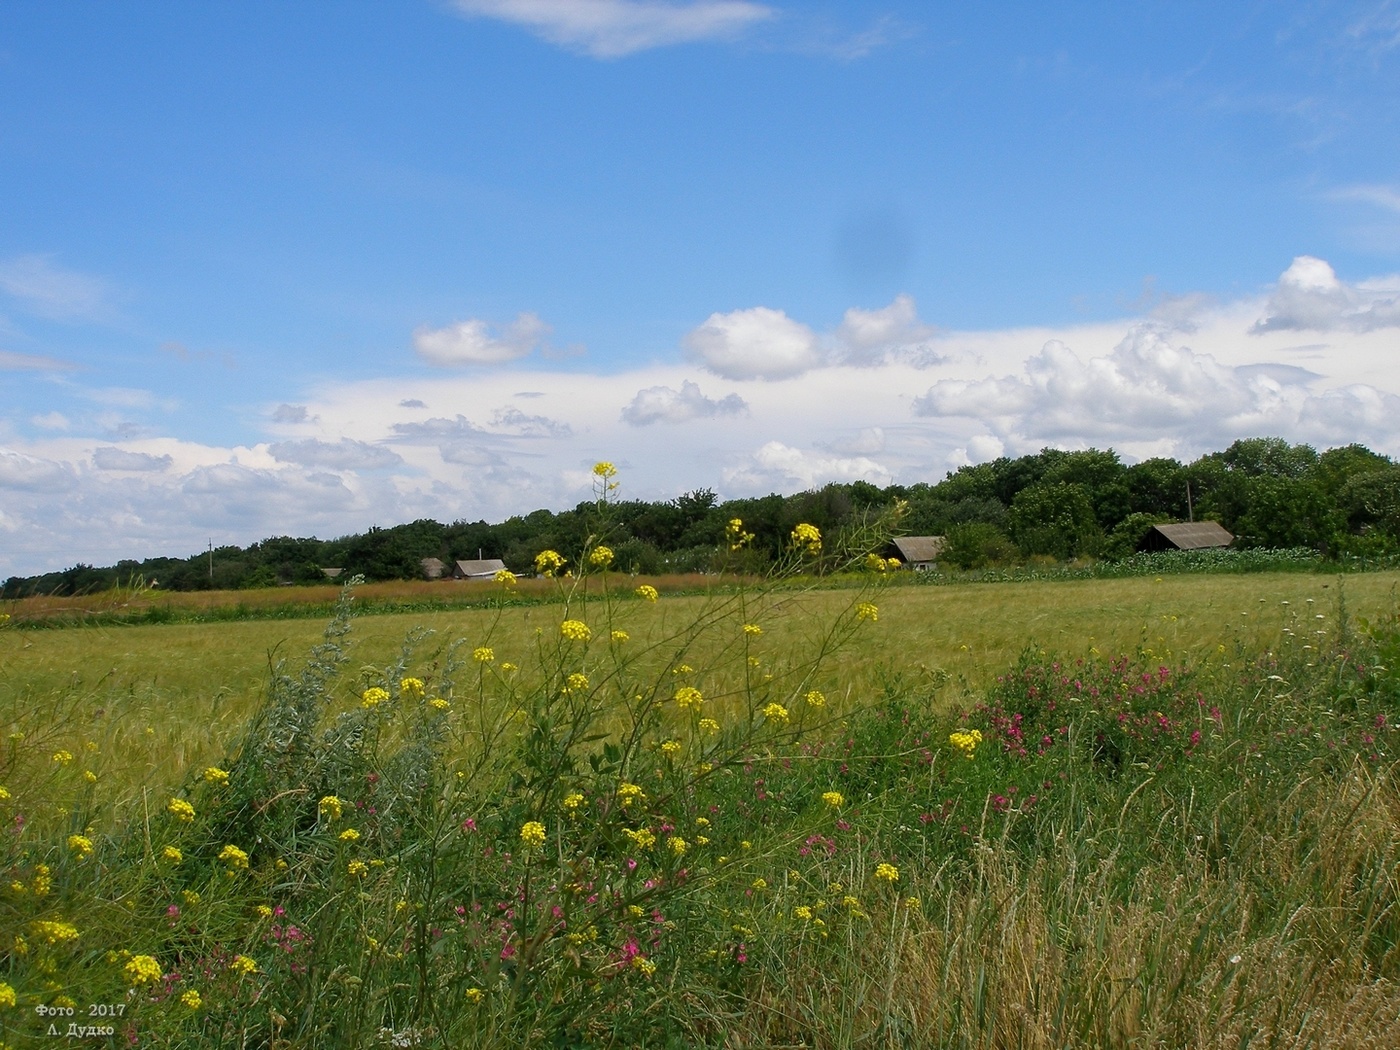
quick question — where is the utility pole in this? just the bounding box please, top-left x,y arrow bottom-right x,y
1186,482 -> 1194,523
209,539 -> 214,585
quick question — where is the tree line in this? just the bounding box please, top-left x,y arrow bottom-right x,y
5,437 -> 1399,598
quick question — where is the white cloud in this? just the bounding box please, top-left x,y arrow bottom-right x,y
684,306 -> 822,380
0,349 -> 79,371
92,447 -> 174,472
724,440 -> 892,492
0,255 -> 112,321
271,403 -> 311,424
622,379 -> 747,425
31,412 -> 69,431
414,312 -> 552,367
450,0 -> 773,58
0,448 -> 75,491
1252,255 -> 1400,333
1334,184 -> 1400,214
267,438 -> 404,471
490,406 -> 572,437
834,293 -> 939,364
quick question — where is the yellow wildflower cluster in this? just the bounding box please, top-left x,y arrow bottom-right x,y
804,690 -> 826,707
659,739 -> 682,758
855,602 -> 879,622
167,798 -> 196,823
464,987 -> 485,1003
617,782 -> 646,808
610,629 -> 629,643
668,836 -> 688,855
180,989 -> 202,1009
0,786 -> 9,800
400,677 -> 426,700
229,955 -> 258,975
565,672 -> 590,692
562,792 -> 585,812
67,834 -> 93,858
52,750 -> 74,766
949,728 -> 983,759
319,795 -> 343,820
161,846 -> 182,864
822,791 -> 844,808
202,766 -> 230,785
674,685 -> 704,710
589,545 -> 614,568
726,517 -> 754,549
123,955 -> 163,986
0,982 -> 14,1008
31,920 -> 79,945
625,827 -> 656,849
632,955 -> 657,976
473,646 -> 494,663
347,860 -> 368,878
790,523 -> 822,554
762,702 -> 790,724
742,623 -> 762,637
874,862 -> 899,883
593,460 -> 618,479
218,844 -> 250,870
535,549 -> 567,576
698,717 -> 720,733
361,687 -> 390,709
560,619 -> 591,642
494,568 -> 518,587
635,584 -> 659,602
430,697 -> 450,711
339,828 -> 361,842
520,821 -> 547,849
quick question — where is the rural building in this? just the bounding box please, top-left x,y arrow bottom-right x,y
320,567 -> 344,579
451,558 -> 508,580
420,557 -> 446,580
1137,521 -> 1233,553
888,536 -> 947,570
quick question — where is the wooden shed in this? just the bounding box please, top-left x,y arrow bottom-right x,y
888,536 -> 947,570
451,558 -> 508,580
1138,522 -> 1233,553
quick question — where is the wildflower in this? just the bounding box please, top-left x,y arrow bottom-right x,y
855,602 -> 879,622
124,955 -> 163,986
181,890 -> 200,906
430,698 -> 450,711
83,769 -> 98,783
610,629 -> 629,643
339,828 -> 361,843
493,568 -> 518,587
501,662 -> 518,673
0,786 -> 8,800
751,878 -> 767,891
400,677 -> 426,700
180,989 -> 202,1009
520,820 -> 547,849
874,862 -> 899,883
255,905 -> 273,918
886,557 -> 901,568
535,549 -> 567,576
668,836 -> 688,856
347,860 -> 368,877
742,623 -> 762,636
762,702 -> 790,724
593,460 -> 618,479
790,523 -> 822,554
949,729 -> 983,759
865,553 -> 888,572
804,689 -> 826,707
167,798 -> 196,822
565,672 -> 589,691
696,835 -> 710,845
660,739 -> 682,758
464,987 -> 485,1004
472,647 -> 494,663
696,761 -> 713,774
617,782 -> 646,807
635,584 -> 659,602
793,905 -> 813,920
218,844 -> 250,869
0,982 -> 14,1008
841,895 -> 860,908
560,619 -> 592,642
822,791 -> 844,808
201,766 -> 230,785
229,955 -> 258,975
589,545 -> 614,569
624,828 -> 656,849
903,896 -> 921,910
361,687 -> 390,709
698,717 -> 720,733
726,518 -> 754,549
562,792 -> 585,812
31,920 -> 79,945
67,834 -> 93,858
319,795 -> 343,821
52,749 -> 74,765
632,955 -> 656,976
674,685 -> 704,710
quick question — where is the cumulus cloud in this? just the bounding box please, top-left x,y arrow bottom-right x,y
1252,256 -> 1400,333
271,403 -> 310,424
0,254 -> 112,320
414,312 -> 552,367
723,440 -> 892,491
391,415 -> 488,442
92,447 -> 174,472
0,349 -> 79,371
834,293 -> 939,364
684,307 -> 822,380
267,438 -> 404,471
449,0 -> 773,58
0,448 -> 75,491
621,379 -> 747,425
399,398 -> 427,409
490,406 -> 572,437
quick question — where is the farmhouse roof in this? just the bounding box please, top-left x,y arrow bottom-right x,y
1147,522 -> 1233,550
452,558 -> 508,579
891,536 -> 947,564
320,567 -> 344,579
421,557 -> 446,580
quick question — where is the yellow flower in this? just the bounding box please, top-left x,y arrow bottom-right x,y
804,690 -> 826,707
659,739 -> 682,758
464,987 -> 485,1003
67,834 -> 93,858
124,955 -> 163,987
319,795 -> 343,821
698,717 -> 720,733
167,798 -> 196,822
589,545 -> 614,568
52,749 -> 74,765
501,662 -> 518,673
742,623 -> 762,636
520,820 -> 547,849
635,584 -> 659,602
592,460 -> 618,479
560,619 -> 591,642
696,835 -> 710,846
202,766 -> 230,784
565,672 -> 589,691
886,557 -> 901,568
790,523 -> 822,554
218,844 -> 250,869
874,862 -> 899,883
430,697 -> 450,711
535,549 -> 567,576
762,702 -> 789,724
0,982 -> 14,1008
339,828 -> 361,842
793,905 -> 813,920
903,896 -> 921,910
473,646 -> 494,663
610,629 -> 629,643
822,791 -> 844,808
624,826 -> 656,849
949,729 -> 983,759
180,989 -> 202,1009
631,955 -> 656,976
865,553 -> 888,572
255,905 -> 273,918
493,568 -> 518,587
400,677 -> 426,700
181,889 -> 200,906
347,860 -> 368,877
855,602 -> 879,622
361,687 -> 390,709
668,836 -> 687,855
562,792 -> 585,812
229,955 -> 258,975
751,878 -> 768,890
726,518 -> 754,549
0,786 -> 8,800
617,782 -> 646,807
674,685 -> 703,710
83,769 -> 98,783
30,920 -> 79,945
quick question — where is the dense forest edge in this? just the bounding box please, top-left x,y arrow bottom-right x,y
7,436 -> 1400,599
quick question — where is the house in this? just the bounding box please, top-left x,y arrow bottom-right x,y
420,557 -> 446,580
1137,521 -> 1233,553
888,536 -> 947,570
320,567 -> 344,580
451,558 -> 508,580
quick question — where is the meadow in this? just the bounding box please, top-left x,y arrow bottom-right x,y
1,529 -> 1398,1047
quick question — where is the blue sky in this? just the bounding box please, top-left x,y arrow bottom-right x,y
2,1 -> 1400,577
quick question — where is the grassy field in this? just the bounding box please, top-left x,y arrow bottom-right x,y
0,567 -> 1397,1047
